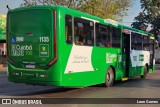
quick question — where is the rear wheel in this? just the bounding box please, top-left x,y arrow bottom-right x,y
105,67 -> 115,87
141,66 -> 148,78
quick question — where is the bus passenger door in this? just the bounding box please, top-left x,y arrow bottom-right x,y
122,30 -> 131,78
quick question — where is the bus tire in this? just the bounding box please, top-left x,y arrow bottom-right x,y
105,67 -> 114,87
141,66 -> 148,78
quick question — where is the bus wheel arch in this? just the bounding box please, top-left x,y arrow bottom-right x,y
105,66 -> 115,87
145,63 -> 149,71
141,64 -> 149,79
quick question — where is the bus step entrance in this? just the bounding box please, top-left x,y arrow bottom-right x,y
122,77 -> 128,81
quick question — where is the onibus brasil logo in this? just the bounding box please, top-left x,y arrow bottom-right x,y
1,99 -> 42,104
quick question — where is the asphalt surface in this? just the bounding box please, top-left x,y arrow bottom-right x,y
0,65 -> 160,106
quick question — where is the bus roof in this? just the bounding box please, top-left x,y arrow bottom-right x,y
8,5 -> 153,36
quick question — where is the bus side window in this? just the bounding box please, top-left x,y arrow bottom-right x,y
96,23 -> 110,47
111,27 -> 120,48
143,35 -> 150,51
65,15 -> 72,44
74,17 -> 94,46
135,34 -> 143,50
131,32 -> 143,50
131,32 -> 136,50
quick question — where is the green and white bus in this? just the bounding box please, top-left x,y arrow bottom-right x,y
7,5 -> 155,87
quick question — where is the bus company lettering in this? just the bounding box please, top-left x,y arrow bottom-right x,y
11,44 -> 32,56
73,55 -> 89,64
106,53 -> 117,63
12,45 -> 32,50
64,45 -> 94,73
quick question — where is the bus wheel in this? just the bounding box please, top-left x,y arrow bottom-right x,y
141,66 -> 148,79
105,67 -> 114,87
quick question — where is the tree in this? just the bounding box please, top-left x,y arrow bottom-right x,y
132,0 -> 160,36
21,0 -> 132,21
78,0 -> 132,21
0,14 -> 6,40
131,12 -> 148,31
150,15 -> 160,39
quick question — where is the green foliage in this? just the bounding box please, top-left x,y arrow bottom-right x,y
78,0 -> 132,21
0,14 -> 6,40
132,0 -> 160,36
21,0 -> 132,21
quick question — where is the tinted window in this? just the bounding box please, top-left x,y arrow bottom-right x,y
96,23 -> 110,47
143,35 -> 150,51
111,27 -> 121,48
65,15 -> 72,44
74,17 -> 94,46
131,32 -> 143,50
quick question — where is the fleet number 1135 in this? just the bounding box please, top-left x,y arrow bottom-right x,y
39,37 -> 49,42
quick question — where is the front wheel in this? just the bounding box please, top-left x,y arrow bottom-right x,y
141,66 -> 148,78
105,67 -> 115,87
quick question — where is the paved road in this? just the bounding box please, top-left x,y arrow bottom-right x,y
0,65 -> 160,98
0,65 -> 160,99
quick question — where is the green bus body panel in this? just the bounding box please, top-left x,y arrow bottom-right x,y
8,8 -> 54,69
7,6 -> 155,87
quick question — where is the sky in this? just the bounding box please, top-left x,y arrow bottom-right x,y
0,0 -> 22,14
122,0 -> 141,26
0,0 -> 142,27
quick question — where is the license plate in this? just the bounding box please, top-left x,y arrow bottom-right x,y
26,65 -> 35,69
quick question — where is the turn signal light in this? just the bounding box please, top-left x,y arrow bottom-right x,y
12,72 -> 20,76
13,71 -> 16,75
